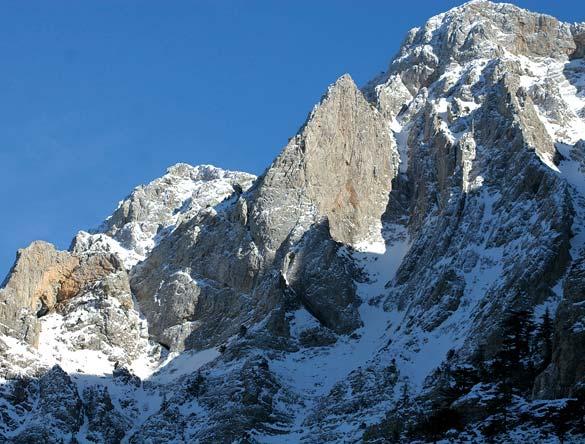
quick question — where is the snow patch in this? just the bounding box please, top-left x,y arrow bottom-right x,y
269,224 -> 410,431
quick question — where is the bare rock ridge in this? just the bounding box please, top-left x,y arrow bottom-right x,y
130,73 -> 395,350
99,163 -> 256,259
251,74 -> 397,250
2,1 -> 585,442
0,241 -> 121,346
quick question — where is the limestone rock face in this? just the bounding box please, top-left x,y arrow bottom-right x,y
10,365 -> 84,442
283,222 -> 362,333
4,2 -> 585,443
364,3 -> 575,372
83,385 -> 131,444
38,366 -> 83,432
39,269 -> 158,367
534,255 -> 585,399
251,74 -> 397,250
99,163 -> 256,260
0,241 -> 121,346
384,0 -> 576,95
130,74 -> 395,351
129,205 -> 267,351
1,241 -> 77,308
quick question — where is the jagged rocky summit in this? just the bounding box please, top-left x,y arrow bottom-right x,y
3,1 -> 585,442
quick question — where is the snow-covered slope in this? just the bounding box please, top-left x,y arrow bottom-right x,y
73,163 -> 256,268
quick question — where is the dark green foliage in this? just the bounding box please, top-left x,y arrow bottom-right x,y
472,343 -> 489,381
487,310 -> 531,419
487,308 -> 538,404
257,358 -> 269,371
549,387 -> 585,440
486,381 -> 513,425
551,402 -> 575,444
398,381 -> 410,409
491,309 -> 535,382
188,372 -> 206,397
9,377 -> 32,406
536,308 -> 554,370
362,382 -> 414,443
417,407 -> 463,443
366,306 -> 574,444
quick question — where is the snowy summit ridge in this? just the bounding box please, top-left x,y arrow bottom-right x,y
3,2 -> 585,442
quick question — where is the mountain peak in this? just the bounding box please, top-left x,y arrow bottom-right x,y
253,67 -> 397,249
3,2 -> 585,442
331,72 -> 355,88
91,162 -> 255,262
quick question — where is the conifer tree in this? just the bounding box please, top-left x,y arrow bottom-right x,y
537,308 -> 554,368
492,309 -> 535,383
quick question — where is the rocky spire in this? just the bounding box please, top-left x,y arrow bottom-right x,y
251,73 -> 398,251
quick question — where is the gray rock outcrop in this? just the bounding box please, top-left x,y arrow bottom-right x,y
0,241 -> 122,346
130,73 -> 397,351
3,2 -> 585,443
534,255 -> 585,399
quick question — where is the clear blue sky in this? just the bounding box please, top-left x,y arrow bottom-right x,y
1,0 -> 583,275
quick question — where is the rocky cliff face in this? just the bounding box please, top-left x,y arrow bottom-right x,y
251,74 -> 397,250
2,1 -> 585,443
0,241 -> 122,347
129,73 -> 395,351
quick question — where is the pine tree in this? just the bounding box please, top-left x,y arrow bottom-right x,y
488,307 -> 537,421
188,371 -> 206,397
418,407 -> 463,444
492,309 -> 535,383
537,308 -> 554,368
551,400 -> 579,444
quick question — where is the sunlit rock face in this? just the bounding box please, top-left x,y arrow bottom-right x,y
129,73 -> 396,351
0,241 -> 122,346
251,73 -> 397,249
3,1 -> 585,442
